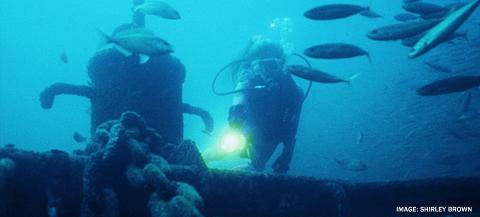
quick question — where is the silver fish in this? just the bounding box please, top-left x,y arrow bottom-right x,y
410,0 -> 480,58
59,50 -> 68,64
417,75 -> 480,96
98,28 -> 173,64
401,31 -> 468,47
304,4 -> 380,20
287,65 -> 359,84
303,43 -> 370,61
73,132 -> 86,143
335,159 -> 368,172
357,132 -> 364,144
134,0 -> 181,20
394,13 -> 420,22
420,10 -> 449,20
462,90 -> 473,113
423,60 -> 453,73
445,2 -> 470,11
403,2 -> 447,15
367,19 -> 441,41
436,154 -> 462,166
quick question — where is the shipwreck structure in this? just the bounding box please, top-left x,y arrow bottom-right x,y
1,111 -> 479,217
3,1 -> 478,216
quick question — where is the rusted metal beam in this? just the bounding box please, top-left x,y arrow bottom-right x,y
1,147 -> 479,217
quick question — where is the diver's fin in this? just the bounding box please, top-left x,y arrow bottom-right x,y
139,54 -> 151,64
114,45 -> 133,57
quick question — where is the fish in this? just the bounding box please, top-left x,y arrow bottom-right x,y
458,90 -> 473,120
401,31 -> 468,47
50,149 -> 68,155
304,4 -> 380,20
72,149 -> 86,155
4,144 -> 15,148
112,28 -> 155,37
445,2 -> 470,11
403,0 -> 421,3
47,190 -> 58,217
358,10 -> 382,18
367,19 -> 441,41
462,90 -> 473,113
403,2 -> 447,15
287,65 -> 359,84
417,75 -> 480,96
59,50 -> 68,64
357,132 -> 364,144
446,128 -> 469,141
394,13 -> 420,22
335,159 -> 368,172
401,35 -> 423,47
436,154 -> 462,166
73,132 -> 87,143
97,28 -> 173,64
457,90 -> 475,123
457,114 -> 480,121
423,60 -> 453,73
405,128 -> 417,140
420,10 -> 449,20
303,43 -> 370,61
133,0 -> 181,20
409,0 -> 480,58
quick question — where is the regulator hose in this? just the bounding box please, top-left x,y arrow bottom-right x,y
211,60 -> 253,96
289,53 -> 313,103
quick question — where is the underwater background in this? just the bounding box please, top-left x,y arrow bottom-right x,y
1,0 -> 479,182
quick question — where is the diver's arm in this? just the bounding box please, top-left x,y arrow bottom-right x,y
40,83 -> 94,109
182,103 -> 214,135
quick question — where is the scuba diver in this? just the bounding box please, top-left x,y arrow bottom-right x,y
208,36 -> 304,173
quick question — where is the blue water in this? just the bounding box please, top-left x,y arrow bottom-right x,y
1,0 -> 479,182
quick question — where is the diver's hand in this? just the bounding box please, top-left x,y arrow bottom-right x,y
228,104 -> 246,129
272,155 -> 289,173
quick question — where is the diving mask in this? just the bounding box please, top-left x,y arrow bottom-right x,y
250,58 -> 284,82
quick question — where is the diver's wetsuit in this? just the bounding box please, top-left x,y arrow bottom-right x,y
88,48 -> 186,143
229,70 -> 303,173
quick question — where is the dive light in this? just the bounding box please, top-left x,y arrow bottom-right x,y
219,129 -> 247,154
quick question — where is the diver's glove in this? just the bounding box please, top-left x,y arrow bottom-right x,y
228,104 -> 246,129
272,155 -> 290,173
